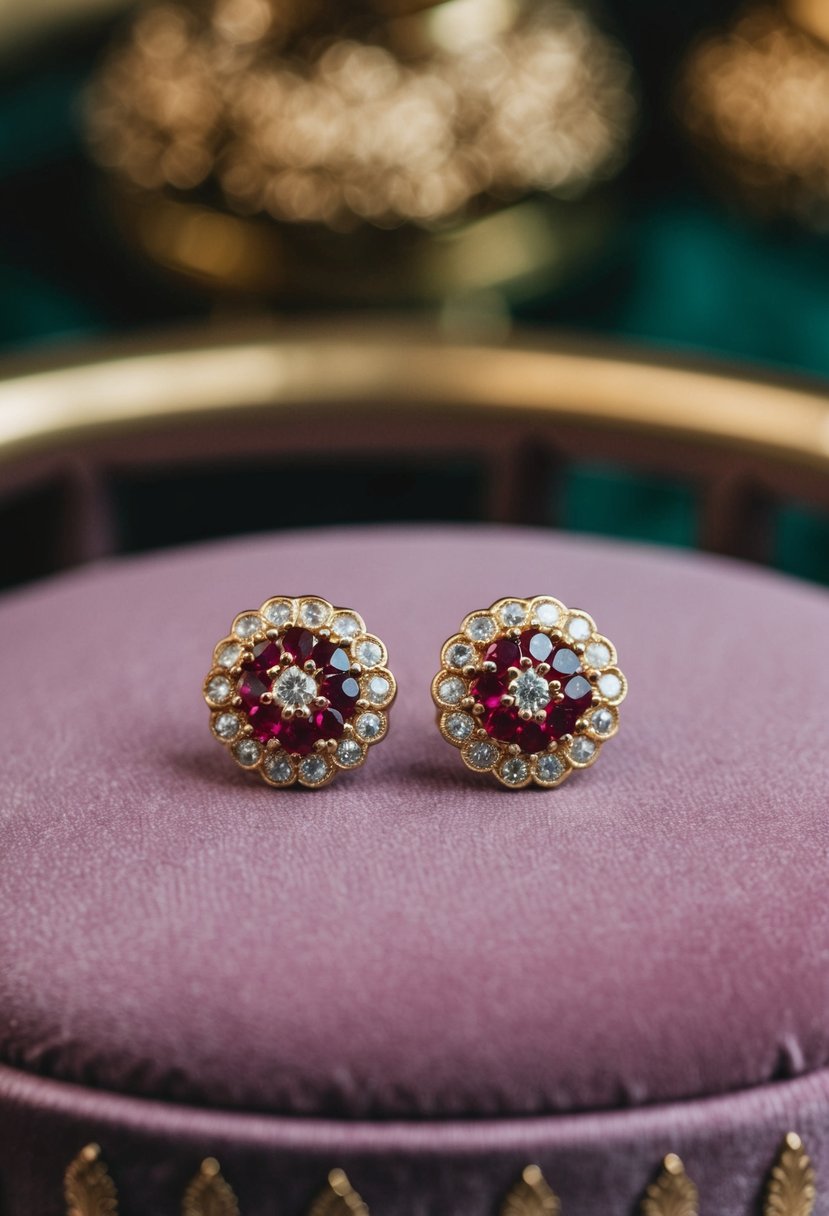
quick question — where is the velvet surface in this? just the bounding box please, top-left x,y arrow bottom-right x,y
3,1063 -> 829,1216
0,525 -> 827,1129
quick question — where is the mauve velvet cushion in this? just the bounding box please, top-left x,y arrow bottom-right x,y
0,525 -> 827,1135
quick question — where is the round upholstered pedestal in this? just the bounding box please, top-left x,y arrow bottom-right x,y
0,525 -> 827,1215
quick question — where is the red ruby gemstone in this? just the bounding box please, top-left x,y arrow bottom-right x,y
280,627 -> 315,663
237,630 -> 358,755
277,708 -> 344,756
323,673 -> 360,714
311,640 -> 350,672
472,631 -> 594,755
469,671 -> 506,710
483,638 -> 521,671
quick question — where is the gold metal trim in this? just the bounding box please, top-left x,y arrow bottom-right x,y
764,1133 -> 817,1216
182,1158 -> 241,1216
0,326 -> 827,477
501,1164 -> 561,1216
641,1154 -> 699,1216
57,1132 -> 818,1216
307,1169 -> 369,1216
64,1144 -> 119,1216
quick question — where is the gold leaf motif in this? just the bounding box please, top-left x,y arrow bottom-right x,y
501,1164 -> 561,1216
764,1133 -> 816,1216
64,1144 -> 119,1216
182,1158 -> 240,1216
641,1154 -> 699,1216
307,1169 -> 369,1216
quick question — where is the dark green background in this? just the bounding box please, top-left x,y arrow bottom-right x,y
2,0 -> 828,584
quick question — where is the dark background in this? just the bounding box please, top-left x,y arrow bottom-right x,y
2,0 -> 829,584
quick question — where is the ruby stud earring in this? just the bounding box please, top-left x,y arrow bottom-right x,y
205,597 -> 396,788
432,597 -> 626,788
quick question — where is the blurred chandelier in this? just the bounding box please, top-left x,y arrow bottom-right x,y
678,0 -> 829,228
85,0 -> 637,301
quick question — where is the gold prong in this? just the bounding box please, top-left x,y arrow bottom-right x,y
482,660 -> 497,672
266,628 -> 279,640
472,702 -> 485,716
520,657 -> 533,669
500,695 -> 515,707
232,696 -> 243,707
313,696 -> 329,709
537,662 -> 550,675
303,660 -> 316,674
259,692 -> 273,705
507,666 -> 520,678
518,709 -> 532,721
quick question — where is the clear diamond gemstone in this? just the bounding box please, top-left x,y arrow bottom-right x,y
336,739 -> 363,767
466,615 -> 496,642
445,712 -> 473,742
299,754 -> 329,784
356,712 -> 382,741
501,756 -> 529,785
217,642 -> 242,669
585,641 -> 611,669
214,712 -> 241,740
234,614 -> 261,639
598,672 -> 622,699
300,600 -> 329,627
331,613 -> 360,640
535,601 -> 561,626
355,639 -> 383,668
510,669 -> 551,714
233,738 -> 262,767
591,708 -> 614,735
536,753 -> 565,783
438,676 -> 466,705
500,602 -> 527,627
466,740 -> 498,769
564,675 -> 591,701
263,600 -> 292,627
446,642 -> 474,669
567,616 -> 591,641
367,675 -> 391,705
264,753 -> 294,784
273,666 -> 316,709
570,736 -> 596,763
206,675 -> 232,704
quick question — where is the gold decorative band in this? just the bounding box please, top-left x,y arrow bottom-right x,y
61,1133 -> 816,1216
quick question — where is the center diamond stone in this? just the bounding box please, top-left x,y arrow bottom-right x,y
510,668 -> 551,714
273,665 -> 316,710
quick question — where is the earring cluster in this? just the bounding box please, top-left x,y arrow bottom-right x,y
431,596 -> 626,789
205,594 -> 625,790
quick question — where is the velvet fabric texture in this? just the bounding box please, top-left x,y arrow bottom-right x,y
0,525 -> 827,1214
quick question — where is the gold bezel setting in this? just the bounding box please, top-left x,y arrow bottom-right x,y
432,596 -> 626,789
205,596 -> 396,789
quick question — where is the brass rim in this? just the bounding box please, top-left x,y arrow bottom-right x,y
0,323 -> 827,476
